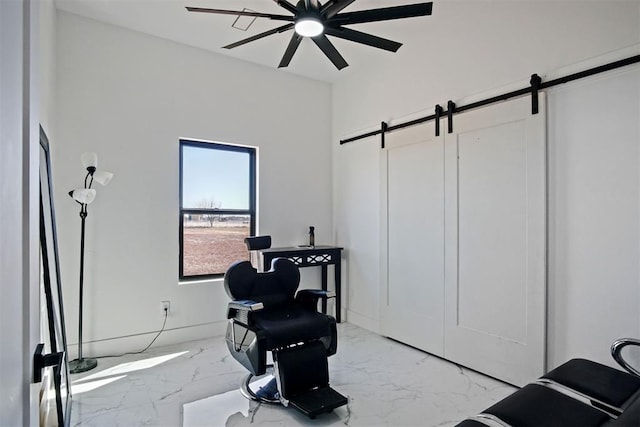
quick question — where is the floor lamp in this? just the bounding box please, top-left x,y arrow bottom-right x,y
68,152 -> 113,374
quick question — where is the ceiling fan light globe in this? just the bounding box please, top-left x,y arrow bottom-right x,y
295,18 -> 323,37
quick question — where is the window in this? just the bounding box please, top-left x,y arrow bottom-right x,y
179,139 -> 256,280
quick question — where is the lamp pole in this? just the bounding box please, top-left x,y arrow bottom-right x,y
68,154 -> 112,373
69,172 -> 98,374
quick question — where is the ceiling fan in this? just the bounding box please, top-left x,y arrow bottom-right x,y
186,0 -> 433,70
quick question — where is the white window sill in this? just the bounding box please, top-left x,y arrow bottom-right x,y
178,277 -> 224,286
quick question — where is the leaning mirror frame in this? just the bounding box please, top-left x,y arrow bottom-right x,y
39,126 -> 72,426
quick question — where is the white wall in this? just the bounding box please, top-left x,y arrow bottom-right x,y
39,0 -> 57,139
332,0 -> 640,368
1,1 -> 29,424
1,0 -> 51,423
546,67 -> 640,368
55,12 -> 332,356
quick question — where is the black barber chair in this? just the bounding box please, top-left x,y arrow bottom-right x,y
223,257 -> 348,418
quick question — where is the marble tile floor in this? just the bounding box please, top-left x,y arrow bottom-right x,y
69,323 -> 516,426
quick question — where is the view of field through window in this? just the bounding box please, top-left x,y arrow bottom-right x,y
180,140 -> 255,278
182,214 -> 250,276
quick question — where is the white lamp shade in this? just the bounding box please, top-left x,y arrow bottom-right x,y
81,152 -> 98,170
294,18 -> 323,37
93,170 -> 113,186
69,188 -> 96,204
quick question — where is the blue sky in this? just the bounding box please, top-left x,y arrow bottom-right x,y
182,145 -> 250,209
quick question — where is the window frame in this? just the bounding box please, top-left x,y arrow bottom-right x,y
179,139 -> 256,281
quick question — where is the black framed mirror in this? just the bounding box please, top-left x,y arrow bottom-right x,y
39,126 -> 72,426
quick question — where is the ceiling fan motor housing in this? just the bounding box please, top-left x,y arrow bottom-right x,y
293,0 -> 323,36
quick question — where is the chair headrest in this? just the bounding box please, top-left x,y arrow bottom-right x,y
244,236 -> 272,250
224,258 -> 300,308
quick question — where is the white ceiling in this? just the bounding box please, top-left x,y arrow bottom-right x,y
54,0 -> 438,83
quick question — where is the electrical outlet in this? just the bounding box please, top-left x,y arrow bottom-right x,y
161,300 -> 170,315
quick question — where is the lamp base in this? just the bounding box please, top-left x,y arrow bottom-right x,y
69,357 -> 98,374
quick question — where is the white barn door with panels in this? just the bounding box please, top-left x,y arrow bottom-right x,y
381,121 -> 445,357
444,95 -> 547,386
381,96 -> 547,387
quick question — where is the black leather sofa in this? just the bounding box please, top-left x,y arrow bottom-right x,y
456,339 -> 640,427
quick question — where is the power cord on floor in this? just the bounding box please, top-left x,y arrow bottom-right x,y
94,307 -> 169,359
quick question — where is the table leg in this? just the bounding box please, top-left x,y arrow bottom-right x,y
335,261 -> 341,323
321,265 -> 328,315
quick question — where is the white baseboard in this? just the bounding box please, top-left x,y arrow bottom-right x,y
67,321 -> 227,360
345,310 -> 380,334
68,313 -> 382,360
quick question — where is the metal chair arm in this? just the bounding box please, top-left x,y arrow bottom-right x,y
611,338 -> 640,377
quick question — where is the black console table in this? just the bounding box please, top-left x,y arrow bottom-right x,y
260,245 -> 343,323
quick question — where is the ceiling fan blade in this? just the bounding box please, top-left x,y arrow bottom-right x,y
321,0 -> 356,19
223,23 -> 294,49
186,7 -> 294,21
329,2 -> 432,25
324,26 -> 402,52
312,34 -> 348,70
272,0 -> 298,15
278,33 -> 303,68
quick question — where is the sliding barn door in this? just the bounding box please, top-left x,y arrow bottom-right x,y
381,121 -> 445,356
443,95 -> 547,386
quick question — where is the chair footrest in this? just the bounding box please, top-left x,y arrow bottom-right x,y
288,386 -> 348,418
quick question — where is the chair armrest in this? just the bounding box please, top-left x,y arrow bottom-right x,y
611,338 -> 640,377
227,300 -> 264,321
295,289 -> 335,311
297,289 -> 335,300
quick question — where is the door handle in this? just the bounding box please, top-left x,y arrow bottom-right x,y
33,343 -> 64,383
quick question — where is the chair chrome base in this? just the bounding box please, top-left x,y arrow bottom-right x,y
240,366 -> 281,404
